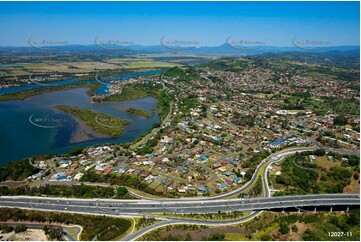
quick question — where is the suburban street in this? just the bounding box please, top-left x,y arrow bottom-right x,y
0,2 -> 360,241
1,145 -> 359,241
112,145 -> 323,201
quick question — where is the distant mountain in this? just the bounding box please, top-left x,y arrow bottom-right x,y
258,49 -> 360,69
0,44 -> 359,56
0,45 -> 136,57
184,44 -> 360,55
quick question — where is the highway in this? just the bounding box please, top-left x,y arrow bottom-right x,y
0,194 -> 359,215
309,137 -> 360,157
1,145 -> 359,241
122,211 -> 264,241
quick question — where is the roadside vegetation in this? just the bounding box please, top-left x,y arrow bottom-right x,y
133,126 -> 162,155
0,208 -> 131,241
80,170 -> 159,196
273,150 -> 359,195
135,217 -> 158,231
127,122 -> 161,150
43,225 -> 63,240
139,210 -> 360,241
139,224 -> 207,241
0,159 -> 39,182
162,211 -> 249,221
0,224 -> 27,234
239,210 -> 360,241
238,178 -> 263,198
0,184 -> 131,199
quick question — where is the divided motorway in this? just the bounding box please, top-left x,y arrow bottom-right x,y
1,146 -> 359,217
0,193 -> 359,215
0,145 -> 360,241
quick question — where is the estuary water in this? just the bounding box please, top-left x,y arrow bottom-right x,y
0,70 -> 163,165
0,69 -> 163,96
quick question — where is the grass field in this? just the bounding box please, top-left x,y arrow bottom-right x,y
56,105 -> 130,137
315,156 -> 341,171
0,57 -> 180,81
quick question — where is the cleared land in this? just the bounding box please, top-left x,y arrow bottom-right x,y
0,208 -> 132,241
139,211 -> 360,241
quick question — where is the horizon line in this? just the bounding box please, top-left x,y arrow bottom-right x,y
0,44 -> 359,48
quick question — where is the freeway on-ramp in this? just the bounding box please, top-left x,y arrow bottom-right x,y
0,145 -> 359,241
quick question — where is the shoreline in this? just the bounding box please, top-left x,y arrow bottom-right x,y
0,82 -> 100,102
52,106 -> 112,144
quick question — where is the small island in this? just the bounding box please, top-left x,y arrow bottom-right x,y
126,107 -> 154,118
56,105 -> 130,137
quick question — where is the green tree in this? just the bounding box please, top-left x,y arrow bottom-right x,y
0,159 -> 39,182
313,149 -> 326,156
302,229 -> 321,240
117,187 -> 128,196
260,234 -> 273,241
347,209 -> 360,226
291,224 -> 298,233
45,227 -> 63,240
42,225 -> 49,233
185,233 -> 192,241
0,224 -> 14,233
69,147 -> 83,156
333,115 -> 348,126
208,233 -> 225,241
279,223 -> 290,235
14,224 -> 27,233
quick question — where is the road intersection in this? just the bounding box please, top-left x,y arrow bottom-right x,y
1,146 -> 359,241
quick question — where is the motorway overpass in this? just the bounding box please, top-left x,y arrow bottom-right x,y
0,193 -> 359,216
0,146 -> 359,240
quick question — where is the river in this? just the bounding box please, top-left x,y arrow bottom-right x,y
0,70 -> 163,165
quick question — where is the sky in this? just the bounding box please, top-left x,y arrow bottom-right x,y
0,1 -> 359,47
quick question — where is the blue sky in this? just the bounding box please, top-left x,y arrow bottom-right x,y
0,1 -> 359,47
